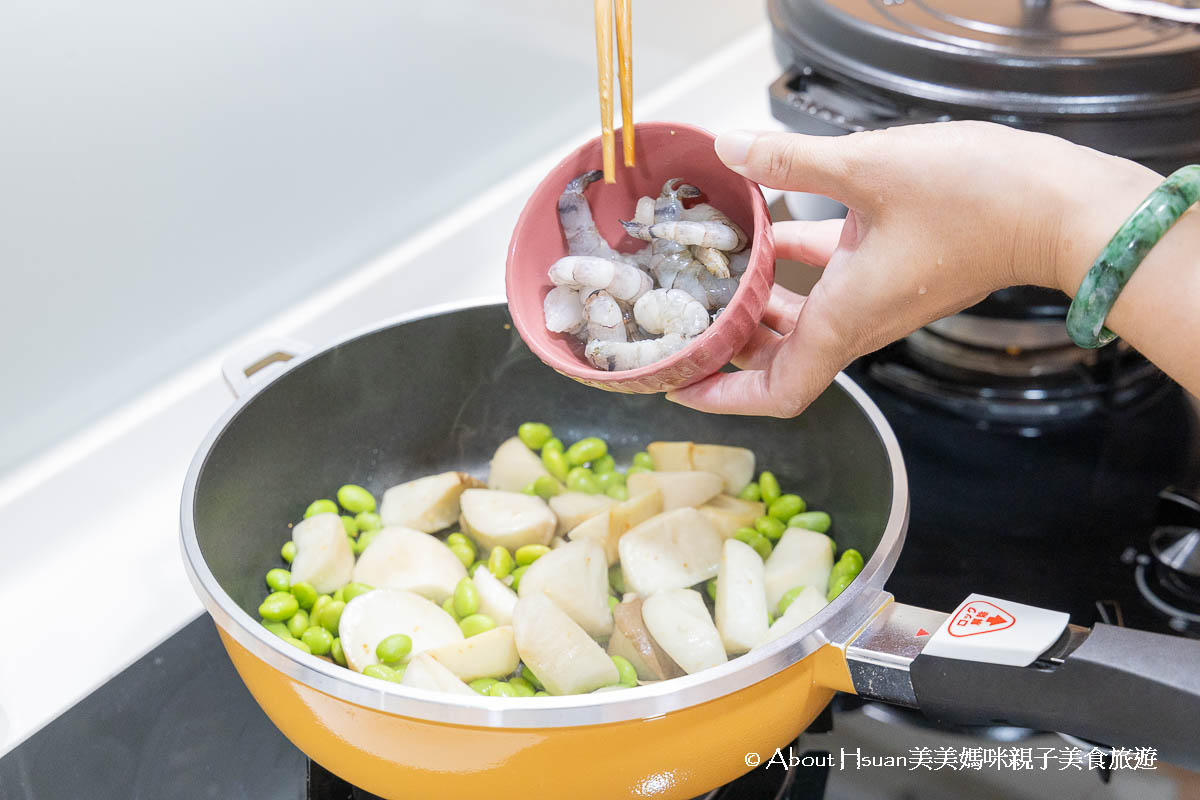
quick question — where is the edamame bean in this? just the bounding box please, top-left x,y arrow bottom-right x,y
735,528 -> 772,560
356,511 -> 383,532
453,577 -> 480,617
376,633 -> 413,665
787,511 -> 831,533
331,637 -> 346,666
291,581 -> 318,610
595,470 -> 625,492
778,586 -> 806,616
363,664 -> 402,683
541,448 -> 569,482
354,529 -> 379,555
520,482 -> 537,496
446,534 -> 476,567
265,568 -> 291,593
826,573 -> 853,602
281,541 -> 297,563
282,636 -> 311,654
565,437 -> 607,466
830,551 -> 864,583
592,454 -> 616,474
507,676 -> 536,696
301,626 -> 333,656
738,482 -> 761,502
488,547 -> 514,579
459,613 -> 496,638
626,465 -> 652,477
838,548 -> 864,573
542,437 -> 564,455
446,532 -> 475,553
442,597 -> 460,621
605,483 -> 629,501
342,582 -> 374,603
286,610 -> 309,638
469,678 -> 499,695
758,471 -> 781,505
488,682 -> 517,697
532,475 -> 561,500
518,422 -> 554,450
519,664 -> 544,691
311,594 -> 332,620
566,466 -> 601,494
305,499 -> 338,518
514,544 -> 550,566
534,691 -> 549,697
333,587 -> 345,603
754,515 -> 786,541
706,578 -> 718,602
608,595 -> 618,611
259,591 -> 299,622
337,484 -> 376,514
510,565 -> 528,592
768,493 -> 806,521
341,515 -> 359,537
610,655 -> 637,687
631,451 -> 655,470
608,565 -> 625,594
317,600 -> 345,633
262,620 -> 290,638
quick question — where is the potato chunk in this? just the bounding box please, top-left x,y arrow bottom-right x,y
715,539 -> 769,655
641,588 -> 727,674
763,528 -> 835,610
459,489 -> 556,551
290,512 -> 355,594
627,471 -> 722,511
352,526 -> 467,603
379,471 -> 481,533
426,626 -> 520,682
617,508 -> 722,595
608,596 -> 685,681
513,594 -> 619,695
488,437 -> 558,493
517,539 -> 612,638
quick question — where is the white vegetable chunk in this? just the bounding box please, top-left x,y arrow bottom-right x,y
517,539 -> 613,638
641,588 -> 727,674
351,526 -> 467,603
426,626 -> 520,681
763,528 -> 835,610
379,471 -> 481,533
698,495 -> 765,539
400,652 -> 477,695
715,539 -> 769,655
566,489 -> 664,565
617,508 -> 722,595
547,492 -> 615,536
608,596 -> 685,681
760,586 -> 827,645
289,513 -> 355,594
338,589 -> 463,673
512,594 -> 619,695
646,441 -> 693,471
627,471 -> 723,511
488,437 -> 558,493
471,564 -> 518,626
459,489 -> 556,551
690,445 -> 756,495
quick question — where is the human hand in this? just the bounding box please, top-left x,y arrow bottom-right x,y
666,121 -> 1161,416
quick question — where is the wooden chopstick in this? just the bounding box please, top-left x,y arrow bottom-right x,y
594,0 -> 616,183
615,0 -> 634,167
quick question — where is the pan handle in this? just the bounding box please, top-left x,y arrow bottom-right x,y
842,594 -> 1200,768
220,338 -> 310,399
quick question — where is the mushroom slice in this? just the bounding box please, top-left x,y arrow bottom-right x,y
351,526 -> 467,603
426,626 -> 520,682
763,528 -> 835,610
760,586 -> 827,645
646,441 -> 694,471
471,564 -> 518,626
512,594 -> 619,695
690,445 -> 756,495
641,588 -> 727,675
699,495 -> 765,539
459,489 -> 556,551
607,596 -> 685,681
617,508 -> 722,595
627,471 -> 723,511
379,471 -> 482,533
566,489 -> 664,565
338,588 -> 463,673
290,512 -> 355,594
547,492 -> 615,537
517,539 -> 612,638
400,652 -> 477,695
715,539 -> 769,655
488,436 -> 559,493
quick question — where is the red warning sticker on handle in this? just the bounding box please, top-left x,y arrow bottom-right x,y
947,600 -> 1015,637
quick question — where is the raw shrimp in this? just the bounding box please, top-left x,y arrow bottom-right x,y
583,291 -> 628,343
681,203 -> 748,252
548,255 -> 652,303
639,179 -> 701,290
727,250 -> 751,276
585,333 -> 688,371
622,220 -> 741,251
633,289 -> 710,337
673,262 -> 739,310
558,170 -> 624,261
633,196 -> 656,226
543,286 -> 585,334
690,245 -> 731,278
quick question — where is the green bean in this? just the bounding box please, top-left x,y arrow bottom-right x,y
518,422 -> 554,450
514,544 -> 550,567
265,568 -> 291,593
469,678 -> 499,695
337,484 -> 376,514
738,482 -> 761,502
826,573 -> 853,602
610,655 -> 637,687
542,448 -> 569,482
565,437 -> 607,466
532,475 -> 561,500
301,626 -> 333,656
542,437 -> 564,456
459,613 -> 496,638
317,600 -> 345,633
281,541 -> 297,563
754,515 -> 786,541
282,636 -> 311,654
608,595 -> 618,611
376,633 -> 413,665
706,577 -> 718,602
758,471 -> 781,505
291,581 -> 318,610
778,586 -> 806,616
520,482 -> 537,496
510,565 -> 529,592
311,594 -> 332,621
488,681 -> 517,697
787,511 -> 831,533
605,483 -> 629,501
519,664 -> 544,691
768,493 -> 806,521
608,565 -> 625,594
262,620 -> 290,638
331,637 -> 346,666
626,465 -> 652,477
442,597 -> 460,621
566,466 -> 602,494
507,676 -> 536,696
591,454 -> 616,474
353,529 -> 379,555
341,515 -> 359,537
631,451 -> 655,470
286,609 -> 309,638
488,546 -> 514,579
342,582 -> 374,603
363,663 -> 402,683
259,591 -> 300,622
453,577 -> 480,617
305,499 -> 338,518
355,511 -> 383,532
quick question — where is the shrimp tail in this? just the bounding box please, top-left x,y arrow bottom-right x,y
621,220 -> 653,241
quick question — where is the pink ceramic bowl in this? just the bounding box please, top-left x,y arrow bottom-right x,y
506,121 -> 775,394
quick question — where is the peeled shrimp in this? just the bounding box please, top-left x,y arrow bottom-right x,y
585,333 -> 688,371
543,286 -> 585,334
727,250 -> 750,276
558,170 -> 624,261
633,196 -> 656,226
642,179 -> 701,290
622,220 -> 741,252
673,262 -> 739,310
633,289 -> 710,338
681,203 -> 748,252
690,245 -> 730,278
548,256 -> 652,303
583,291 -> 628,343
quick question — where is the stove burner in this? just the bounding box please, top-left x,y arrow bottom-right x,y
1131,491 -> 1200,635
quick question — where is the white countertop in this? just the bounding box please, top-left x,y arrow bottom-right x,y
0,24 -> 788,755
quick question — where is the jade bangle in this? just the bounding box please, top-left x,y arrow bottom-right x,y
1066,164 -> 1200,349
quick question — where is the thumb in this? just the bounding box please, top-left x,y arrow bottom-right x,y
716,130 -> 876,209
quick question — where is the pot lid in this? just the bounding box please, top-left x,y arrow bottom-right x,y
769,0 -> 1200,114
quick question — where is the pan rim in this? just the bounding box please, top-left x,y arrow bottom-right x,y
179,297 -> 908,728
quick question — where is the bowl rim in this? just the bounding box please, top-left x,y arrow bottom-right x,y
504,121 -> 775,386
179,297 -> 909,730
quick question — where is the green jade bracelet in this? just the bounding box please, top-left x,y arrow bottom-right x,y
1066,164 -> 1200,349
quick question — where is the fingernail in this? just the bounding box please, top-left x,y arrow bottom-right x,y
715,130 -> 756,167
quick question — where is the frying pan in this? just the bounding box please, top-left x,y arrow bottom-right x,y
181,300 -> 1200,799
